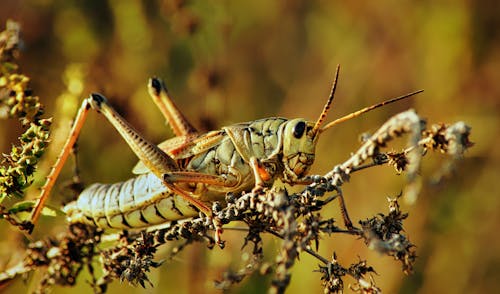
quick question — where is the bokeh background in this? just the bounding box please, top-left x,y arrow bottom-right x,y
1,0 -> 499,293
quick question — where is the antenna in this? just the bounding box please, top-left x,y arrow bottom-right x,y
319,89 -> 423,133
311,64 -> 340,135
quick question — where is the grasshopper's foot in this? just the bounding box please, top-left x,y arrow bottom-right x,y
22,221 -> 35,234
212,217 -> 225,249
215,227 -> 225,249
251,184 -> 265,195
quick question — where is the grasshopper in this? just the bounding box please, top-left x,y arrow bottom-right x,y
28,65 -> 421,236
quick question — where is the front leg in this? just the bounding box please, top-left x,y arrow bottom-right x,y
249,157 -> 272,194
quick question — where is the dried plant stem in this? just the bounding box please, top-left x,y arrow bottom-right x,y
0,108 -> 472,293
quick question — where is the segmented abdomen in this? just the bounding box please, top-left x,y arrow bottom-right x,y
63,173 -> 200,229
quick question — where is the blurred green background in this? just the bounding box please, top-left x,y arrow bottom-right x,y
1,0 -> 499,293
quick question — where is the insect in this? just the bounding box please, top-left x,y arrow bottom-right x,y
28,65 -> 421,236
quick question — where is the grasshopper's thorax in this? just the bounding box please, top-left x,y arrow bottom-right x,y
281,119 -> 317,183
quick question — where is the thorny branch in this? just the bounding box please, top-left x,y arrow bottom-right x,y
0,21 -> 473,294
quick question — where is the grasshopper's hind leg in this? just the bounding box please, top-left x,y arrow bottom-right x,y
30,93 -> 211,231
148,78 -> 198,136
29,97 -> 91,230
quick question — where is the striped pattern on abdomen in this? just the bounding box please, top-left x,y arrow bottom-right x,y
63,173 -> 200,229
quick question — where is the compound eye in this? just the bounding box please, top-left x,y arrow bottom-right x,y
293,121 -> 306,139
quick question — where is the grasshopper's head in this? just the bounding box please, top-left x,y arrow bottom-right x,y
281,119 -> 318,181
280,65 -> 421,182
